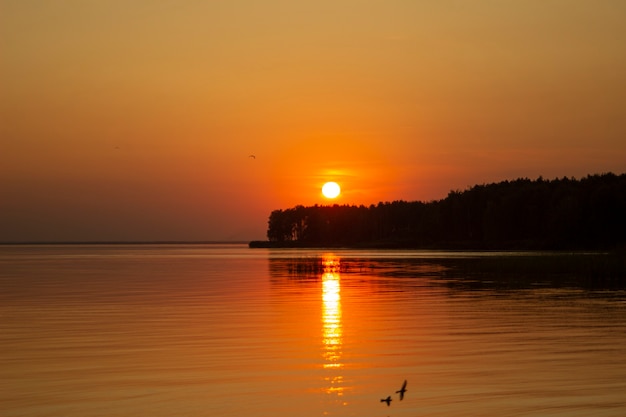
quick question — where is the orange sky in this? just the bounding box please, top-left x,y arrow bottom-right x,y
2,1 -> 626,242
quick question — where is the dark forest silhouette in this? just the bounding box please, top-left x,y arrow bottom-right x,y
252,173 -> 626,250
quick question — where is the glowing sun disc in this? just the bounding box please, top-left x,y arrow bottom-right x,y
322,182 -> 341,198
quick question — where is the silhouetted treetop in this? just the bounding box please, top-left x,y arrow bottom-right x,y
261,173 -> 626,250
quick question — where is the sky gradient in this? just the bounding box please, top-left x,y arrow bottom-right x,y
2,0 -> 626,242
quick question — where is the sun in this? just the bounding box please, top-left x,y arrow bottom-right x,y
322,182 -> 341,199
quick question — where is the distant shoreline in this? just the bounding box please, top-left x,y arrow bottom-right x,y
255,174 -> 626,251
0,241 -> 250,245
248,240 -> 625,251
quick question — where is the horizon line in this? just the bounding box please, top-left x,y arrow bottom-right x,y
0,240 -> 253,245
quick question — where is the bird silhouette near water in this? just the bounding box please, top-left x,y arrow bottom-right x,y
396,379 -> 407,400
380,379 -> 407,407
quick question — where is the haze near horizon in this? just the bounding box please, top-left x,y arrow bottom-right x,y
2,1 -> 625,242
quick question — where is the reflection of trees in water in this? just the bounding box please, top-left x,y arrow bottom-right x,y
269,253 -> 626,290
268,257 -> 351,277
268,257 -> 446,280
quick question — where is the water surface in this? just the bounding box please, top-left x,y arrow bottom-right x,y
1,244 -> 625,416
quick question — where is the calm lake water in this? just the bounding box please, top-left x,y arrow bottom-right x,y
1,244 -> 625,417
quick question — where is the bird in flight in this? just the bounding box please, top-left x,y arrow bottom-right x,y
380,395 -> 392,406
396,380 -> 408,401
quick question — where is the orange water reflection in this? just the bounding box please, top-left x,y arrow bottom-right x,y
321,255 -> 344,397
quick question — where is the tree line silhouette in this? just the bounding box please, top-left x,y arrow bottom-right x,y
259,173 -> 626,250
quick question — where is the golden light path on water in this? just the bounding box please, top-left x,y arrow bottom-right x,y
321,255 -> 344,398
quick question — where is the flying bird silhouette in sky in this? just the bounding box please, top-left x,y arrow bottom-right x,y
380,395 -> 392,406
396,380 -> 407,400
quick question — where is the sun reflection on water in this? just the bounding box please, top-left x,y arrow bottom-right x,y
321,255 -> 344,398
